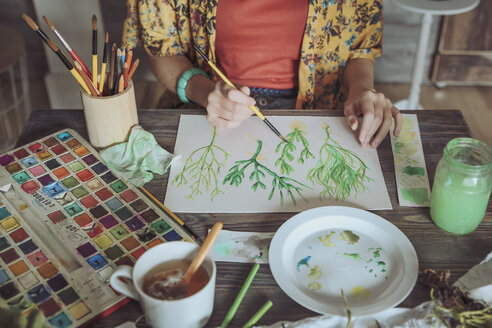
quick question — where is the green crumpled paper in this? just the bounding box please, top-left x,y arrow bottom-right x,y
100,125 -> 178,187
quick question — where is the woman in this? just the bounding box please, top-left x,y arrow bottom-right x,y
123,0 -> 401,148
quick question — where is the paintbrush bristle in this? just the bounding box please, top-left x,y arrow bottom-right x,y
46,38 -> 59,52
42,15 -> 56,30
92,14 -> 97,30
22,13 -> 39,31
105,32 -> 108,43
116,48 -> 121,56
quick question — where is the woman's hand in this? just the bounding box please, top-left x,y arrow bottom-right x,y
344,89 -> 402,148
205,81 -> 255,128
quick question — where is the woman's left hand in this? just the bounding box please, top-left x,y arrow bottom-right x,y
344,89 -> 402,148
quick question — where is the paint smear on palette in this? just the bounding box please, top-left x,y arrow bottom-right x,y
211,230 -> 274,264
390,114 -> 431,207
295,230 -> 388,292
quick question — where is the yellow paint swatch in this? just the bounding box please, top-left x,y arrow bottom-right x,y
94,234 -> 113,249
1,217 -> 20,232
68,301 -> 91,320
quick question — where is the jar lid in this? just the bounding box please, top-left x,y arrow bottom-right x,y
444,138 -> 492,173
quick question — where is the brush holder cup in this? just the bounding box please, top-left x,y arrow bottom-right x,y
81,80 -> 138,149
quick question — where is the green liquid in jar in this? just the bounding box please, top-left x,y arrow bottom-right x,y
430,178 -> 491,234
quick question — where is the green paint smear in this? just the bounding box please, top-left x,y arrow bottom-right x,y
308,266 -> 322,280
318,231 -> 336,247
308,281 -> 322,291
402,165 -> 425,176
344,253 -> 361,260
369,247 -> 382,258
402,187 -> 428,204
338,230 -> 360,245
377,261 -> 386,266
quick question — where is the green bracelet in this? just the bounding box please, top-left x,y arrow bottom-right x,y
177,68 -> 209,103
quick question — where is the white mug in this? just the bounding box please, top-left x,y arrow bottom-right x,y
109,241 -> 216,328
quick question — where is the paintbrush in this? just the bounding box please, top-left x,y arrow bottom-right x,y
99,32 -> 109,93
42,15 -> 92,79
75,62 -> 100,96
108,43 -> 117,94
22,14 -> 50,46
193,44 -> 287,143
91,14 -> 98,86
113,48 -> 122,95
44,38 -> 91,95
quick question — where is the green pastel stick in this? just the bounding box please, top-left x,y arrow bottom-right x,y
242,300 -> 273,328
220,263 -> 260,328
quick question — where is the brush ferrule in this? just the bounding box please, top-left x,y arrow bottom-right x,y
102,43 -> 108,63
92,30 -> 97,55
36,29 -> 49,44
56,51 -> 72,70
53,30 -> 72,51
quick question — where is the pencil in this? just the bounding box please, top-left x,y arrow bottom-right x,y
91,14 -> 98,86
124,49 -> 133,88
193,44 -> 287,143
44,39 -> 91,95
121,48 -> 126,67
127,58 -> 139,81
75,62 -> 99,96
117,74 -> 124,93
140,187 -> 201,242
108,43 -> 117,94
22,14 -> 50,46
242,300 -> 273,328
221,263 -> 260,328
43,15 -> 92,79
122,62 -> 128,90
99,32 -> 109,93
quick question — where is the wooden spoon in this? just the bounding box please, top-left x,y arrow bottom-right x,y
182,221 -> 223,285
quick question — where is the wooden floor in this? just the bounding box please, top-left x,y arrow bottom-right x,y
29,81 -> 492,146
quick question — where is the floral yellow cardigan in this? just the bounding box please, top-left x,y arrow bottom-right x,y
123,0 -> 382,109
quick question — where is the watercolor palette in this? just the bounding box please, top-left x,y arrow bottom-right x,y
0,129 -> 197,327
269,206 -> 418,317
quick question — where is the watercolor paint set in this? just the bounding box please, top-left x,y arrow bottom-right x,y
0,129 -> 196,327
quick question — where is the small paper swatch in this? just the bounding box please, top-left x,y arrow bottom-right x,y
390,114 -> 431,207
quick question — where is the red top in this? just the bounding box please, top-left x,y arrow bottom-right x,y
215,0 -> 308,89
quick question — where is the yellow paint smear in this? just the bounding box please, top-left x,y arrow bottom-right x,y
351,285 -> 370,299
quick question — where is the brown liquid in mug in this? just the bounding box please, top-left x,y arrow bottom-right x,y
142,259 -> 209,300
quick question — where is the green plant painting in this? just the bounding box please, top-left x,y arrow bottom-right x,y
223,140 -> 310,205
307,125 -> 373,200
275,120 -> 315,175
172,126 -> 230,200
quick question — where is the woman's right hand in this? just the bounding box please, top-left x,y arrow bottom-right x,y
205,81 -> 255,128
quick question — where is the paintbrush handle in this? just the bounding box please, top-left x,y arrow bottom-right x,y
182,221 -> 223,284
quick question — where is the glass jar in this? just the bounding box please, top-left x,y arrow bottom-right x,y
430,138 -> 492,234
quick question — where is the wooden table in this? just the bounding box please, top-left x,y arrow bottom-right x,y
16,109 -> 492,327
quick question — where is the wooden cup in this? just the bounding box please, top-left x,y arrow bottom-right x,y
81,80 -> 138,149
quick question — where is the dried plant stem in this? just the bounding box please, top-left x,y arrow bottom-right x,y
172,126 -> 229,200
307,125 -> 373,200
223,140 -> 310,205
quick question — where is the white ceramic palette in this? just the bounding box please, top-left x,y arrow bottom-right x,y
269,206 -> 418,316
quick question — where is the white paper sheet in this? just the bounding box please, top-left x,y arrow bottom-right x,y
165,115 -> 392,212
